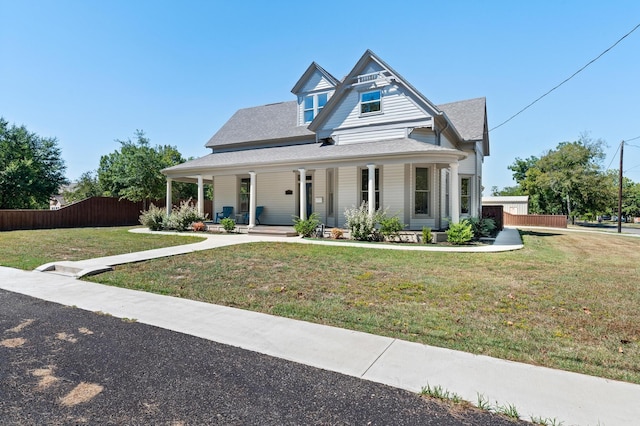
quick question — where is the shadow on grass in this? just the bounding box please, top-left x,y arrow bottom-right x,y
518,230 -> 563,238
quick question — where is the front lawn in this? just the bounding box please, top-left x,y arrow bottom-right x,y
0,227 -> 204,270
86,229 -> 640,384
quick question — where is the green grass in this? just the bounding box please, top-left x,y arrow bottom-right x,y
0,227 -> 204,270
84,229 -> 640,384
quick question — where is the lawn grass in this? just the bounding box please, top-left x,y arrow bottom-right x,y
0,227 -> 204,270
86,229 -> 640,384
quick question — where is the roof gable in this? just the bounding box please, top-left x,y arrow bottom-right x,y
438,97 -> 489,155
291,62 -> 340,95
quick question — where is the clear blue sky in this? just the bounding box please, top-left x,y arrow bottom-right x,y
2,1 -> 639,193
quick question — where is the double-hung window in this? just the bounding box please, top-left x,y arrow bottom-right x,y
414,167 -> 430,215
239,178 -> 250,213
361,168 -> 380,209
360,90 -> 381,114
303,92 -> 328,123
460,177 -> 471,214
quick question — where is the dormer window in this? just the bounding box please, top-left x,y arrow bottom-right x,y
360,90 -> 381,114
303,92 -> 328,123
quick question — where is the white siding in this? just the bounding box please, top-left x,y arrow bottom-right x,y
300,70 -> 335,93
410,128 -> 437,145
213,175 -> 237,216
256,171 -> 297,225
440,134 -> 456,149
337,166 -> 358,227
382,164 -> 405,219
313,168 -> 327,224
338,128 -> 406,145
459,151 -> 476,175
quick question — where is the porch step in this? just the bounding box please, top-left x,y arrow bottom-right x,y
247,226 -> 299,237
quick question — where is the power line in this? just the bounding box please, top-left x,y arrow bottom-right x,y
624,135 -> 640,142
606,141 -> 622,171
490,23 -> 640,133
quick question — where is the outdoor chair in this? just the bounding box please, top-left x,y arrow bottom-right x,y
243,206 -> 264,225
215,206 -> 233,223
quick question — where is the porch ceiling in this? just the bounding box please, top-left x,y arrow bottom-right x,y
163,138 -> 466,178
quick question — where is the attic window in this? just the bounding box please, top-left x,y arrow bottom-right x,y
360,90 -> 381,115
304,92 -> 328,123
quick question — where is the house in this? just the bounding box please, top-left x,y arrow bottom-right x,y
162,50 -> 489,230
482,196 -> 529,215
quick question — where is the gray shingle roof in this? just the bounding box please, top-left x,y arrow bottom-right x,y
205,101 -> 314,148
165,138 -> 465,175
438,97 -> 487,141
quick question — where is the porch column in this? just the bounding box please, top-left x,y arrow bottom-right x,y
298,168 -> 306,220
367,163 -> 376,217
449,162 -> 460,223
248,171 -> 256,227
165,178 -> 172,216
197,174 -> 204,216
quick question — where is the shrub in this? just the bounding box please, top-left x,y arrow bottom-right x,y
467,217 -> 497,239
446,220 -> 474,245
330,228 -> 343,239
139,204 -> 167,231
344,202 -> 379,241
379,215 -> 405,240
421,226 -> 432,244
165,199 -> 208,231
220,217 -> 236,232
293,212 -> 320,237
192,221 -> 206,232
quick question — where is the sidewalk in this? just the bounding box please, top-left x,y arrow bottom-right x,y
2,228 -> 639,425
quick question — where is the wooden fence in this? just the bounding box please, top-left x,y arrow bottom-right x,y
482,205 -> 504,230
0,197 -> 213,231
503,212 -> 567,228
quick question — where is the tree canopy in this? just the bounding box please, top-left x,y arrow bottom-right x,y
0,118 -> 68,209
96,130 -> 197,206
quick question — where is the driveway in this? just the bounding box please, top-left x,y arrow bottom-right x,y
0,289 -> 526,425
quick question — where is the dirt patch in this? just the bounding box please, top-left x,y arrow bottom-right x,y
1,337 -> 26,348
60,382 -> 104,407
78,327 -> 94,335
56,332 -> 78,343
5,319 -> 35,333
32,367 -> 59,390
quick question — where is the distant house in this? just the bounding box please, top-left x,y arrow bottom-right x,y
163,50 -> 490,230
482,196 -> 529,215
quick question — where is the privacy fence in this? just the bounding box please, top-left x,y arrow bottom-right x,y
503,211 -> 567,228
0,197 -> 213,231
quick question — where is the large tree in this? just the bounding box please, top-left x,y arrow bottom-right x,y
62,170 -> 103,203
0,118 -> 68,209
97,130 -> 197,207
516,135 -> 613,220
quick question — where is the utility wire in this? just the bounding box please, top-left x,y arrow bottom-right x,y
489,23 -> 640,133
606,141 -> 622,171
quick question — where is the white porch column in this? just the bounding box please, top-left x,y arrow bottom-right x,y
197,174 -> 204,216
449,162 -> 460,223
298,168 -> 306,220
165,178 -> 172,216
367,164 -> 376,217
248,171 -> 256,227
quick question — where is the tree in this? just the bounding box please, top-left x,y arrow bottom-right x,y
0,118 -> 68,209
63,171 -> 103,203
518,135 -> 613,220
97,130 -> 199,207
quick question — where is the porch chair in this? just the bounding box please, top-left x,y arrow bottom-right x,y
243,206 -> 264,225
215,206 -> 234,223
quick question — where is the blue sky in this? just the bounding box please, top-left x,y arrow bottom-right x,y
1,1 -> 639,193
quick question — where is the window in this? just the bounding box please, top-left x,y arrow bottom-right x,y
360,90 -> 381,114
361,168 -> 380,210
327,169 -> 335,216
303,92 -> 329,123
414,167 -> 430,215
239,177 -> 250,213
461,177 -> 470,214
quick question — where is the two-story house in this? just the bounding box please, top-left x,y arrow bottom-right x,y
162,50 -> 489,230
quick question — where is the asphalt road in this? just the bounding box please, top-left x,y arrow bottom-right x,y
0,289 -> 530,425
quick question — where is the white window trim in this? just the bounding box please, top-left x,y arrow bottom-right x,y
460,175 -> 472,216
302,92 -> 330,124
413,166 -> 431,218
359,89 -> 383,117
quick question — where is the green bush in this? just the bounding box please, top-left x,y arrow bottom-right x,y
293,212 -> 320,237
446,220 -> 474,245
165,199 -> 208,231
220,217 -> 236,232
467,217 -> 497,239
344,202 -> 379,241
379,215 -> 405,240
421,226 -> 432,244
139,204 -> 167,231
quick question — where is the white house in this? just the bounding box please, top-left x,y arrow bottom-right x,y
162,50 -> 489,230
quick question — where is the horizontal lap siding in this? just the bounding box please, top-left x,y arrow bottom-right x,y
410,129 -> 437,144
382,164 -> 405,220
256,171 -> 296,225
313,169 -> 327,224
337,166 -> 357,228
214,176 -> 237,217
338,128 -> 406,145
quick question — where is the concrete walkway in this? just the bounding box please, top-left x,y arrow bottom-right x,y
3,227 -> 639,425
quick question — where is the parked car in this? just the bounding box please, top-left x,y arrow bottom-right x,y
601,214 -> 611,221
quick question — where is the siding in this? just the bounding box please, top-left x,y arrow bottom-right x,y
301,70 -> 335,93
313,168 -> 327,224
382,164 -> 405,220
256,171 -> 296,225
410,128 -> 437,145
214,175 -> 237,216
338,128 -> 406,144
440,134 -> 456,149
337,166 -> 358,227
458,152 -> 476,174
